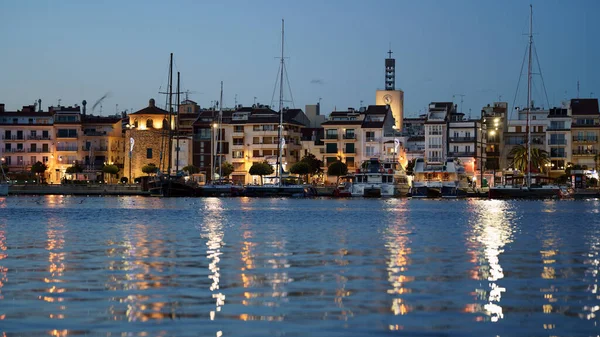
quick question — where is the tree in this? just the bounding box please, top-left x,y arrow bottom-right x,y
299,153 -> 324,178
406,159 -> 416,176
509,145 -> 549,173
289,161 -> 311,183
142,163 -> 159,176
249,161 -> 274,185
182,165 -> 199,174
30,161 -> 48,184
327,160 -> 348,185
220,162 -> 234,178
65,163 -> 84,180
102,164 -> 119,184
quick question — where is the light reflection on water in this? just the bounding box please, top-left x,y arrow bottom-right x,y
0,196 -> 598,336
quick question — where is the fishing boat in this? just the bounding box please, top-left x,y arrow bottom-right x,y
333,175 -> 353,197
350,158 -> 410,197
489,5 -> 560,199
148,54 -> 199,197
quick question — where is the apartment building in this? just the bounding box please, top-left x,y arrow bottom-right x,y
481,102 -> 508,171
546,106 -> 571,177
569,98 -> 599,170
503,107 -> 548,171
192,105 -> 307,184
424,102 -> 453,163
447,111 -> 486,176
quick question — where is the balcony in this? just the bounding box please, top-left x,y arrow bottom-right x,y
548,139 -> 567,145
56,146 -> 78,151
486,150 -> 500,156
572,149 -> 598,156
572,136 -> 597,143
325,135 -> 339,140
82,146 -> 108,152
448,151 -> 476,157
84,131 -> 107,136
27,135 -> 52,140
1,135 -> 25,141
343,134 -> 356,140
449,136 -> 476,142
366,137 -> 382,142
28,148 -> 51,153
1,148 -> 26,153
343,149 -> 355,154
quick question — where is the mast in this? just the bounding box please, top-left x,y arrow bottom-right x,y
167,53 -> 174,177
175,71 -> 181,174
277,19 -> 285,187
218,81 -> 223,179
526,5 -> 533,188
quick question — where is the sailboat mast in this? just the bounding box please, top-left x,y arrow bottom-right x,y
167,53 -> 174,177
526,5 -> 533,188
277,19 -> 285,187
218,81 -> 223,179
175,71 -> 181,174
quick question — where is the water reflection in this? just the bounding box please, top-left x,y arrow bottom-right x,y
384,211 -> 412,318
202,198 -> 225,324
0,225 -> 6,317
582,202 -> 600,323
466,200 -> 513,322
41,218 -> 67,323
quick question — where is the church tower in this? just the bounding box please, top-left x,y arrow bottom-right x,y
376,49 -> 404,131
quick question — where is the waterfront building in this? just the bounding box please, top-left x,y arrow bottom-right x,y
424,102 -> 452,163
375,50 -> 404,131
481,102 -> 508,174
546,105 -> 572,177
320,105 -> 397,183
503,106 -> 549,174
0,103 -> 54,181
447,110 -> 487,182
569,98 -> 599,171
304,103 -> 326,128
192,105 -> 307,184
125,99 -> 173,182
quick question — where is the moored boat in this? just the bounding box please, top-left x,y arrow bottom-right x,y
350,158 -> 410,197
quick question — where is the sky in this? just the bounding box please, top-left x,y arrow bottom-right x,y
1,0 -> 599,119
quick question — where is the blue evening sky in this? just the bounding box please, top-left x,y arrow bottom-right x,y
1,0 -> 598,118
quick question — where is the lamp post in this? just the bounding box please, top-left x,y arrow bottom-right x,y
126,124 -> 135,184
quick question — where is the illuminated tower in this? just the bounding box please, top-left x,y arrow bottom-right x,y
376,49 -> 404,130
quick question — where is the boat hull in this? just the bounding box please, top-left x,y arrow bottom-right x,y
0,183 -> 8,196
441,186 -> 468,198
199,185 -> 244,197
148,178 -> 199,197
244,185 -> 316,197
489,186 -> 561,199
411,186 -> 441,198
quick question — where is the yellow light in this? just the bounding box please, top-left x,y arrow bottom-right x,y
489,130 -> 496,136
213,123 -> 218,128
494,118 -> 500,123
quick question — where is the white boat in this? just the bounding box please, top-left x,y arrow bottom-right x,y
411,158 -> 469,198
489,5 -> 560,199
350,158 -> 410,197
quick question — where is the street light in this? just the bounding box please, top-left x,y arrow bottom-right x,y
126,123 -> 136,184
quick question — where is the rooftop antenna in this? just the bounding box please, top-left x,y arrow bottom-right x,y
253,96 -> 257,105
234,94 -> 238,107
577,80 -> 580,98
360,100 -> 363,108
58,98 -> 62,107
452,94 -> 465,113
115,104 -> 119,115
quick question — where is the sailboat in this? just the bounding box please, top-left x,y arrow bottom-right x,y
489,5 -> 561,199
244,19 -> 316,197
198,82 -> 244,197
148,54 -> 199,197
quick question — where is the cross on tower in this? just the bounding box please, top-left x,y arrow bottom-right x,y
387,49 -> 393,59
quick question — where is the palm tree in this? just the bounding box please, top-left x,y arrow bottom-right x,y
509,145 -> 549,173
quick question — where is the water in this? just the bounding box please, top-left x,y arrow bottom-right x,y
0,196 -> 599,337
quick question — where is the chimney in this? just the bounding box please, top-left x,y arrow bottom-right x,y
38,99 -> 42,112
82,100 -> 87,116
0,104 -> 4,113
149,98 -> 156,107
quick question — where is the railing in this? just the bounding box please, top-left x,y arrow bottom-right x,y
56,146 -> 78,151
28,148 -> 51,153
573,149 -> 598,156
548,139 -> 567,145
1,148 -> 26,153
27,135 -> 52,140
1,136 -> 25,140
82,146 -> 108,151
343,134 -> 356,139
572,136 -> 598,142
571,121 -> 600,127
448,151 -> 476,157
428,157 -> 443,162
343,149 -> 355,154
550,153 -> 566,158
84,131 -> 107,136
325,135 -> 338,140
449,136 -> 476,142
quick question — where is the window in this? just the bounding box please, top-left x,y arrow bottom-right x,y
366,146 -> 375,156
233,138 -> 244,145
345,129 -> 355,139
42,156 -> 49,163
198,129 -> 211,139
253,137 -> 260,144
465,145 -> 471,153
146,119 -> 154,129
453,146 -> 459,152
31,156 -> 36,164
57,129 -> 77,137
326,157 -> 337,166
4,156 -> 10,165
42,130 -> 49,139
4,130 -> 11,139
346,157 -> 355,168
453,132 -> 459,138
550,121 -> 565,130
326,129 -> 338,140
234,125 -> 244,133
232,151 -> 244,159
29,118 -> 33,124
146,148 -> 153,159
30,130 -> 37,138
345,143 -> 355,154
326,143 -> 338,154
252,150 -> 260,157
465,132 -> 471,138
366,131 -> 375,141
30,144 -> 37,152
4,144 -> 11,151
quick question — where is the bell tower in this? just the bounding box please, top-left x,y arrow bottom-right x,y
385,49 -> 395,90
376,48 -> 404,131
